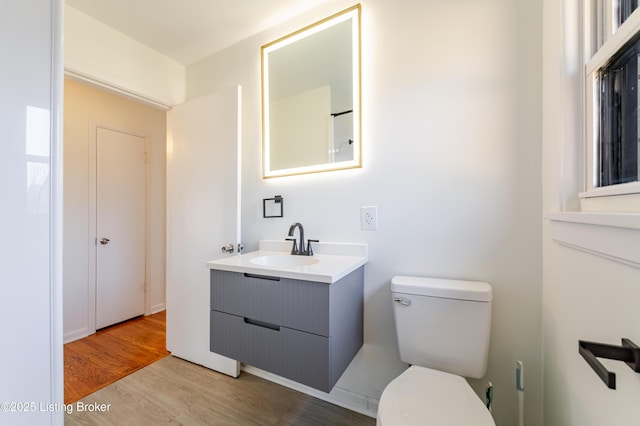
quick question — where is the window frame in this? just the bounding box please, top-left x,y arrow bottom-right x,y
582,0 -> 640,199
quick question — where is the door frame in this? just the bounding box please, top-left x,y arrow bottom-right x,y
88,121 -> 150,333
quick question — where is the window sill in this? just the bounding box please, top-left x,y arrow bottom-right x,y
545,212 -> 640,269
579,182 -> 640,198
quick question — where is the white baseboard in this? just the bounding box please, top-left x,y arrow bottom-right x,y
66,306 -> 165,344
63,327 -> 92,344
149,303 -> 166,314
241,365 -> 378,418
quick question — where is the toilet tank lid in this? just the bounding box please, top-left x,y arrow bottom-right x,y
391,276 -> 492,302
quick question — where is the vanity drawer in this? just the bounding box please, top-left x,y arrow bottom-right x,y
211,270 -> 329,336
210,310 -> 332,392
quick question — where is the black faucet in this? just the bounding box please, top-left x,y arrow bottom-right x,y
286,222 -> 318,256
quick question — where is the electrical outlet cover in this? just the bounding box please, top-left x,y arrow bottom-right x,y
361,206 -> 378,230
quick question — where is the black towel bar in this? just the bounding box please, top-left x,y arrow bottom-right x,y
578,338 -> 640,389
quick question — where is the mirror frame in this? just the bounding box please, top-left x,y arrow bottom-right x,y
261,4 -> 361,178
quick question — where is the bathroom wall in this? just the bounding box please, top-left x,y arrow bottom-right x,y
542,1 -> 640,424
64,4 -> 185,108
187,0 -> 543,424
63,79 -> 167,342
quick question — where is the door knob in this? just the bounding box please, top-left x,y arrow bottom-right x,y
100,238 -> 110,245
221,244 -> 234,254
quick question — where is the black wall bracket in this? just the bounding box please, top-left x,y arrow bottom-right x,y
578,338 -> 640,389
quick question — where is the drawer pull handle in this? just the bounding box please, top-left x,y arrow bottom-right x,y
244,273 -> 280,281
244,317 -> 281,331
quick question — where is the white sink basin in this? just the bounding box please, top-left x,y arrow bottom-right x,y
207,240 -> 368,283
250,255 -> 319,268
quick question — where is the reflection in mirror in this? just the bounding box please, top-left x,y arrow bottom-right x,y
262,5 -> 361,178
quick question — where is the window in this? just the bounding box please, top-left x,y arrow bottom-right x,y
620,0 -> 639,25
598,36 -> 639,187
584,0 -> 640,198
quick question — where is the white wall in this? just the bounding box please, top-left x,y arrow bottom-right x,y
0,0 -> 64,424
187,0 -> 543,424
542,1 -> 640,425
63,79 -> 167,343
64,4 -> 185,108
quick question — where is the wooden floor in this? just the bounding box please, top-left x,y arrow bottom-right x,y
64,311 -> 170,404
64,310 -> 375,425
66,355 -> 375,425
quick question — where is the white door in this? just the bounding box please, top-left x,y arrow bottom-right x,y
166,85 -> 241,377
96,128 -> 146,329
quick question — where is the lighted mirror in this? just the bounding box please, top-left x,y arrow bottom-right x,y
262,5 -> 361,178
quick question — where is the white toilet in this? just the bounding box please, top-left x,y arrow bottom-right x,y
377,275 -> 495,426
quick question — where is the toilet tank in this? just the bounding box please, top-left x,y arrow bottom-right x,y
391,276 -> 492,379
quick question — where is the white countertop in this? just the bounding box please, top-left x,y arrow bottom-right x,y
206,240 -> 368,283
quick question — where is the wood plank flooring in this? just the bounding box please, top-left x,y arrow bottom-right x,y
65,355 -> 375,425
64,311 -> 170,404
65,310 -> 374,425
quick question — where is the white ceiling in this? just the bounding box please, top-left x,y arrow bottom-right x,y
65,0 -> 330,66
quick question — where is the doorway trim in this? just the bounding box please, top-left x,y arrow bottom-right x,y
64,70 -> 173,111
88,121 -> 150,333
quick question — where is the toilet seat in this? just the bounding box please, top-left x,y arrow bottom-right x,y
377,366 -> 495,426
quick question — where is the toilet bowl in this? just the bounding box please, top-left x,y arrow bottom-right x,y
377,366 -> 495,426
376,276 -> 495,425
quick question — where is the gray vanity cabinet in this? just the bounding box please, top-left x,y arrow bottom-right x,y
210,267 -> 364,392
